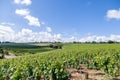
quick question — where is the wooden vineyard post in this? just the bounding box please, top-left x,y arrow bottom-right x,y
85,72 -> 89,79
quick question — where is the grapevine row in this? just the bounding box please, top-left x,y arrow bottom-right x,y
0,44 -> 120,79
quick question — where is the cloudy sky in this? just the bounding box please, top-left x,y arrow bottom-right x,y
0,0 -> 120,42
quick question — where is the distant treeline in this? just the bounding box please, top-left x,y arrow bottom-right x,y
73,40 -> 120,44
0,41 -> 60,44
0,40 -> 120,44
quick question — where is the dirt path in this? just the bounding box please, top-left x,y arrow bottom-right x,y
4,53 -> 16,58
68,64 -> 120,80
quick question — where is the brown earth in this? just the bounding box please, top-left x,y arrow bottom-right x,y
68,64 -> 120,80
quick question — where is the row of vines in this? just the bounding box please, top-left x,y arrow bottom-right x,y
0,44 -> 120,80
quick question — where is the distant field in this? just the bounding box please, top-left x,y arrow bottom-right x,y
0,43 -> 54,56
0,43 -> 120,80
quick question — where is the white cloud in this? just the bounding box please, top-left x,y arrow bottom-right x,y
1,25 -> 120,43
46,27 -> 52,32
65,36 -> 78,42
41,22 -> 45,25
24,15 -> 40,27
79,36 -> 107,42
14,0 -> 20,4
0,25 -> 15,42
78,35 -> 120,42
14,0 -> 32,5
0,25 -> 14,34
0,24 -> 62,42
53,34 -> 61,40
106,9 -> 120,20
15,9 -> 40,27
14,0 -> 41,27
70,36 -> 75,40
2,23 -> 120,42
15,29 -> 61,42
15,9 -> 30,16
1,22 -> 15,26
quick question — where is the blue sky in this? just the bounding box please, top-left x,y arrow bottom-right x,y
0,0 -> 120,42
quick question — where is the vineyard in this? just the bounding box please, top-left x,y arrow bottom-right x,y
0,44 -> 120,80
0,43 -> 54,56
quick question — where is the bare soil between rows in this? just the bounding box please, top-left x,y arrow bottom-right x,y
68,64 -> 120,80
